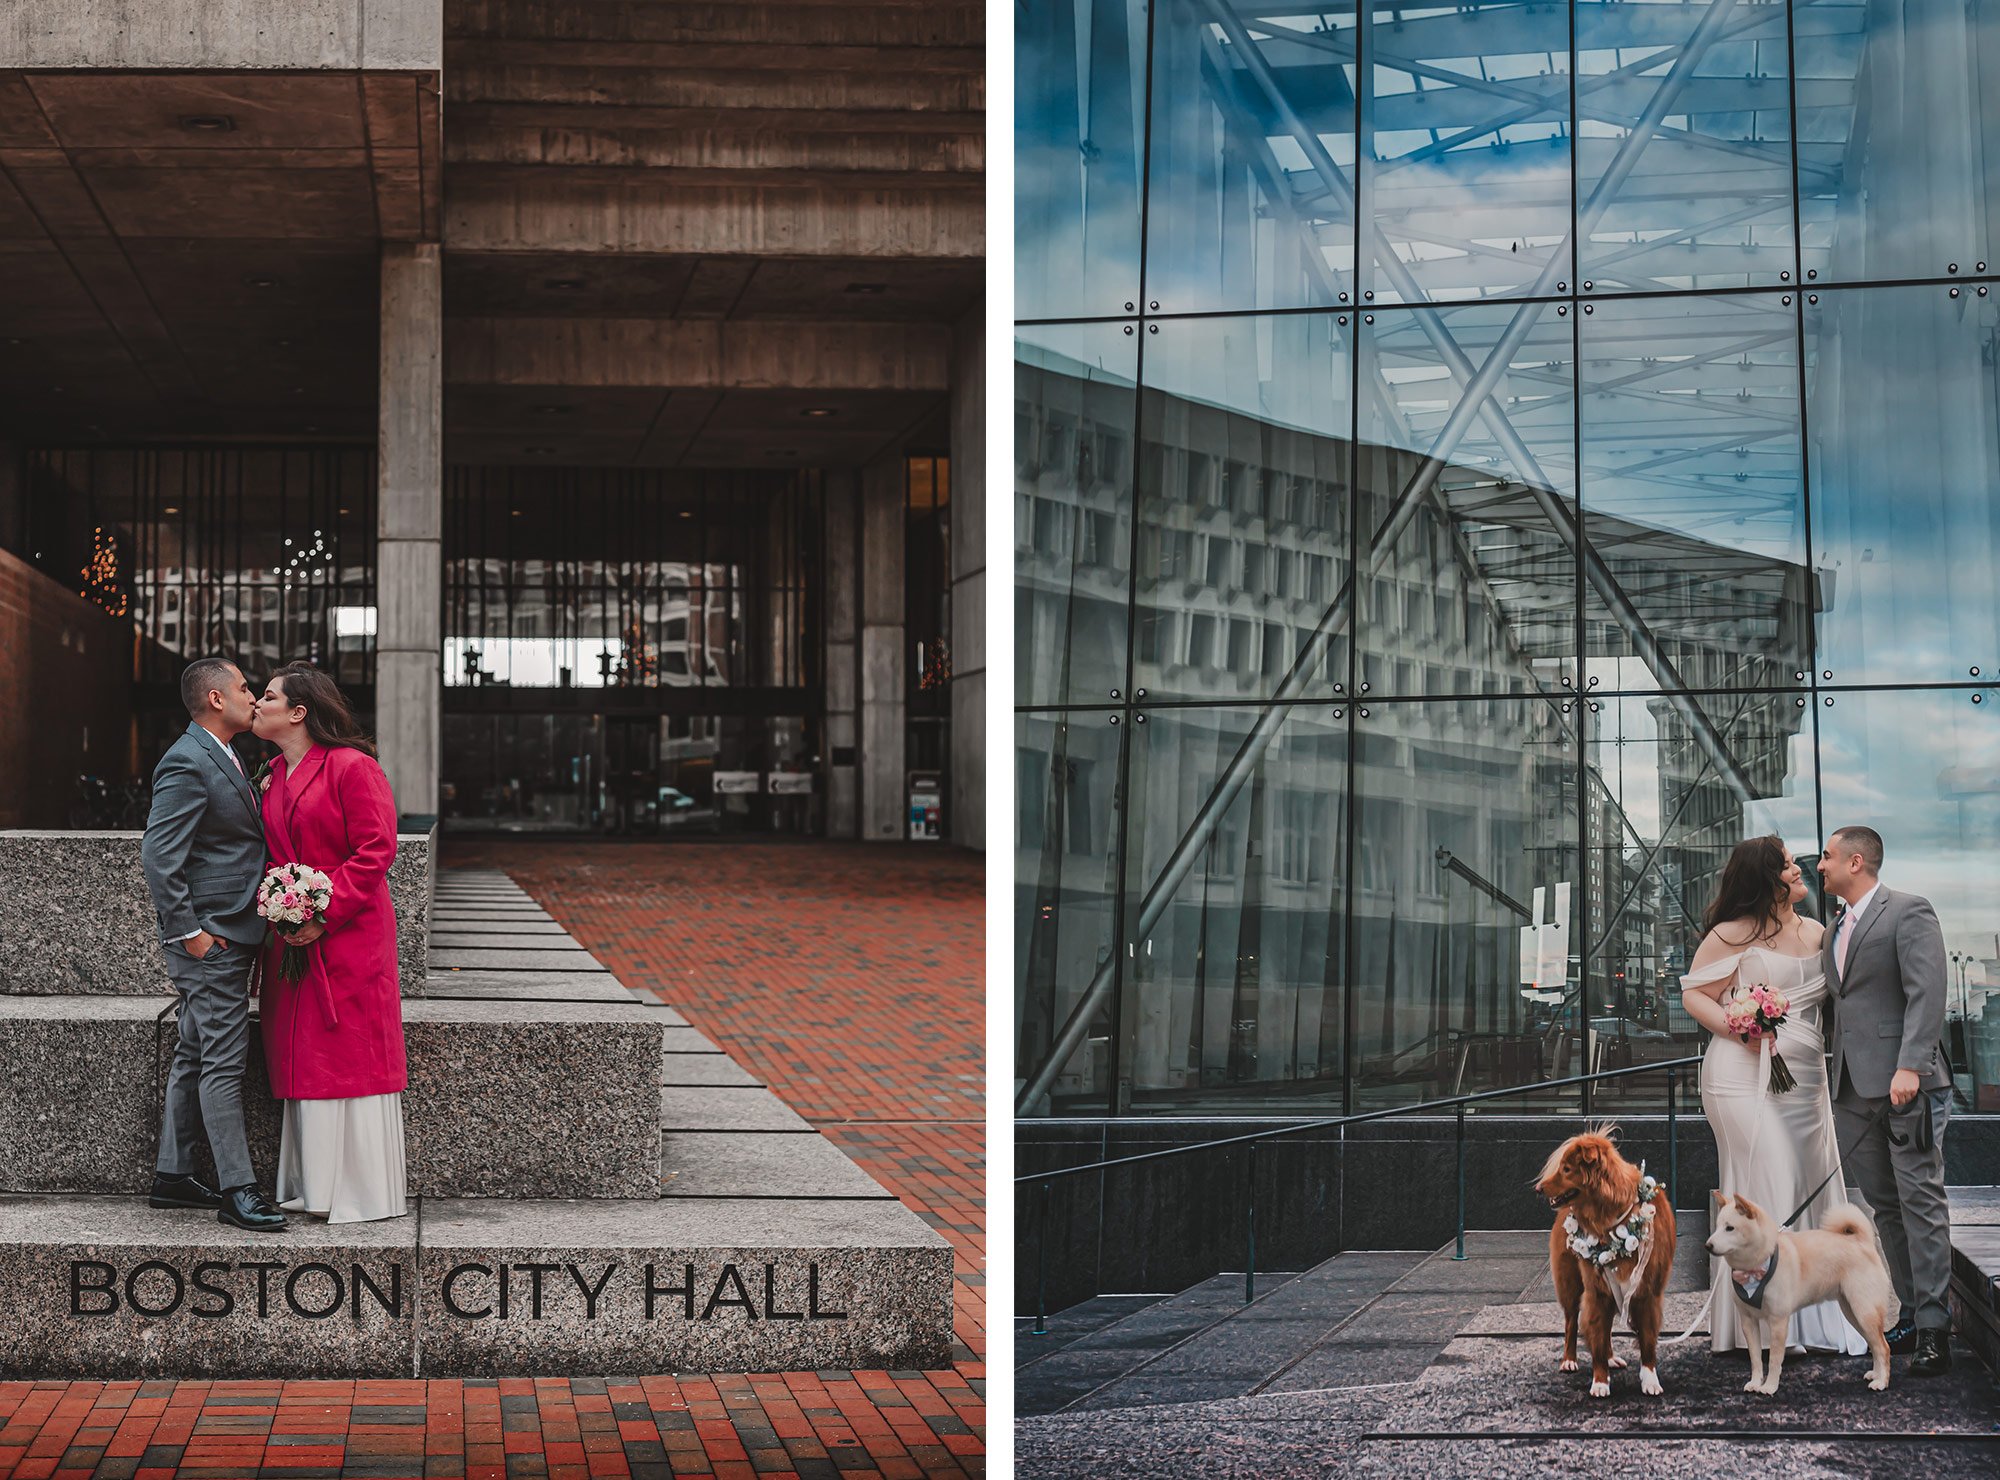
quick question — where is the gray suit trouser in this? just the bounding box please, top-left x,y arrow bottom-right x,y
1834,1081 -> 1953,1331
156,938 -> 256,1190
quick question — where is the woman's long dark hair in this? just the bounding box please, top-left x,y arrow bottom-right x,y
1703,834 -> 1792,939
271,661 -> 377,758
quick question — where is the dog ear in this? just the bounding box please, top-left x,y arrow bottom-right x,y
1711,1189 -> 1727,1206
1735,1194 -> 1766,1220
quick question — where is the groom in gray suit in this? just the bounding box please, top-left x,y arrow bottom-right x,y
139,657 -> 286,1231
1819,825 -> 1953,1375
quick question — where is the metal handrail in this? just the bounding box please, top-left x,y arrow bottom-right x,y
1020,1053 -> 1703,1334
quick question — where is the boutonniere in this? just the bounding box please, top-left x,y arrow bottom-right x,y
249,758 -> 273,796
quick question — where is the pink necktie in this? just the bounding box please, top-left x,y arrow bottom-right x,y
1835,910 -> 1853,976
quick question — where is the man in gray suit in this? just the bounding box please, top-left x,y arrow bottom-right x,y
139,657 -> 285,1231
1819,825 -> 1952,1374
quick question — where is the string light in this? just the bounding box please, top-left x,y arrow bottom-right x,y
79,526 -> 128,618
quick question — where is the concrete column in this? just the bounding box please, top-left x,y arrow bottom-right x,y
375,242 -> 442,819
824,470 -> 861,839
860,450 -> 906,841
949,302 -> 986,850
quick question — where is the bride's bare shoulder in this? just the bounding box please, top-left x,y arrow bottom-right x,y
1701,918 -> 1761,953
1800,916 -> 1829,947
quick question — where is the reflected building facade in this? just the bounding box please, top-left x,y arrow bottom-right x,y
1017,0 -> 2000,1119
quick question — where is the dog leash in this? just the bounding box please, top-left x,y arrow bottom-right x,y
1659,1097 -> 1899,1347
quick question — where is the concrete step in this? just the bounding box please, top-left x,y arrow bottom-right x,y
0,1192 -> 953,1377
432,948 -> 609,973
0,830 -> 434,996
0,995 -> 665,1200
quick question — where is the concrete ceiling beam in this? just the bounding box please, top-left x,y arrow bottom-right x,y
448,39 -> 983,75
443,64 -> 980,113
444,122 -> 983,175
445,179 -> 981,258
1,0 -> 441,71
442,102 -> 984,138
445,318 -> 950,393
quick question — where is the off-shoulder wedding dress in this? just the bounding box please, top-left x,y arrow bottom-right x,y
1680,945 -> 1870,1355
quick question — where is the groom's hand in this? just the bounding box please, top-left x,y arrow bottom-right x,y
1890,1068 -> 1921,1107
186,930 -> 222,960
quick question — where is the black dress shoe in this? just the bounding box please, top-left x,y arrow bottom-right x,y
1910,1328 -> 1953,1377
217,1185 -> 287,1231
1883,1319 -> 1917,1356
148,1171 -> 224,1210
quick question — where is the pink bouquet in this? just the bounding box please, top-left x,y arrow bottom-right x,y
257,863 -> 332,981
1723,980 -> 1796,1093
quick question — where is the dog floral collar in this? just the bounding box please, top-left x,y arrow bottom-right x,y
1564,1166 -> 1661,1269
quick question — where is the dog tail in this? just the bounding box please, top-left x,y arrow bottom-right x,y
1822,1206 -> 1877,1241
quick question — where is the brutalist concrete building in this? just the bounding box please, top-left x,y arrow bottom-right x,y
0,1 -> 985,847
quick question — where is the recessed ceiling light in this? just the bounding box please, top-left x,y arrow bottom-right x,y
162,505 -> 180,514
180,114 -> 235,133
543,278 -> 585,291
534,405 -> 576,416
844,283 -> 888,295
291,387 -> 305,395
511,508 -> 523,517
245,274 -> 280,289
274,338 -> 294,348
4,338 -> 24,347
337,506 -> 350,514
801,407 -> 836,418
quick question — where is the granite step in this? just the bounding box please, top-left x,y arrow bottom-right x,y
0,830 -> 435,995
0,995 -> 666,1200
0,1192 -> 953,1377
432,948 -> 610,973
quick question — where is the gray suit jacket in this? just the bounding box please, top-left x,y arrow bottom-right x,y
1824,884 -> 1952,1100
140,723 -> 267,947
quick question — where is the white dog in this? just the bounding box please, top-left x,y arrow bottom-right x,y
1704,1190 -> 1896,1394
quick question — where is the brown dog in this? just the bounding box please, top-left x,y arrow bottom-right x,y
1536,1128 -> 1678,1398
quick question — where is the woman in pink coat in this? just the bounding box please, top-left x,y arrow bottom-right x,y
250,661 -> 408,1223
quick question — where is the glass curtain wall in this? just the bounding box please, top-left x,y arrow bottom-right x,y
1018,0 -> 2000,1118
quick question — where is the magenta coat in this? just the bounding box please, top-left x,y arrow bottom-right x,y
259,744 -> 408,1100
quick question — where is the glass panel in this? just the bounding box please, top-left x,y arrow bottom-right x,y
1016,323 -> 1141,707
1016,0 -> 1148,319
1363,1 -> 1573,304
1349,696 -> 1580,1111
1799,4 -> 2000,286
1806,284 -> 2000,685
1355,301 -> 1577,698
1145,0 -> 1358,314
1118,703 -> 1348,1113
1580,291 -> 1810,692
1132,313 -> 1353,702
1584,686 -> 1818,1114
1816,687 -> 2000,1113
1017,710 -> 1129,1116
1575,0 -> 1795,294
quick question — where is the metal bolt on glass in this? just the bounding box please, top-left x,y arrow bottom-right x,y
1781,270 -> 1791,281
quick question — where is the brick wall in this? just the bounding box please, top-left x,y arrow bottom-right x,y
0,546 -> 134,827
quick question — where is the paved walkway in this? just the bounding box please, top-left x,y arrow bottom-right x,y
0,840 -> 984,1480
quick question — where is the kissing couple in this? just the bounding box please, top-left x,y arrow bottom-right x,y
1680,828 -> 1955,1376
139,656 -> 410,1229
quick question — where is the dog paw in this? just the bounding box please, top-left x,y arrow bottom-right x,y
1607,1355 -> 1628,1370
1758,1379 -> 1781,1396
1744,1377 -> 1764,1393
1589,1380 -> 1611,1399
1639,1366 -> 1662,1396
1558,1358 -> 1578,1373
1868,1373 -> 1889,1392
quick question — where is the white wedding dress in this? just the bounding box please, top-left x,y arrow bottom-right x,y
1680,945 -> 1869,1355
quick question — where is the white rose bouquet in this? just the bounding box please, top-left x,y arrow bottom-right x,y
258,862 -> 332,981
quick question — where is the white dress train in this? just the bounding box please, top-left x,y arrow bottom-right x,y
1679,946 -> 1869,1355
276,1093 -> 409,1224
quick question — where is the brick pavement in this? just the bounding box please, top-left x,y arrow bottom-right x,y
0,840 -> 985,1480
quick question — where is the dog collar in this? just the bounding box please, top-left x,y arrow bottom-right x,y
1731,1246 -> 1780,1309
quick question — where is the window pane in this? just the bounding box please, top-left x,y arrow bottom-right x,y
1364,1 -> 1573,304
1584,686 -> 1818,1115
1817,687 -> 2000,1112
1576,0 -> 1795,293
1145,0 -> 1358,314
1118,703 -> 1348,1112
1800,4 -> 2000,286
1349,696 -> 1580,1111
1356,301 -> 1577,697
1017,712 -> 1130,1117
1016,323 -> 1140,706
1016,0 -> 1148,319
1133,313 -> 1353,702
1806,284 -> 2000,685
1580,291 -> 1810,691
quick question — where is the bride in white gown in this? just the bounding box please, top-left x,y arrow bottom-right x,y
1679,836 -> 1870,1356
